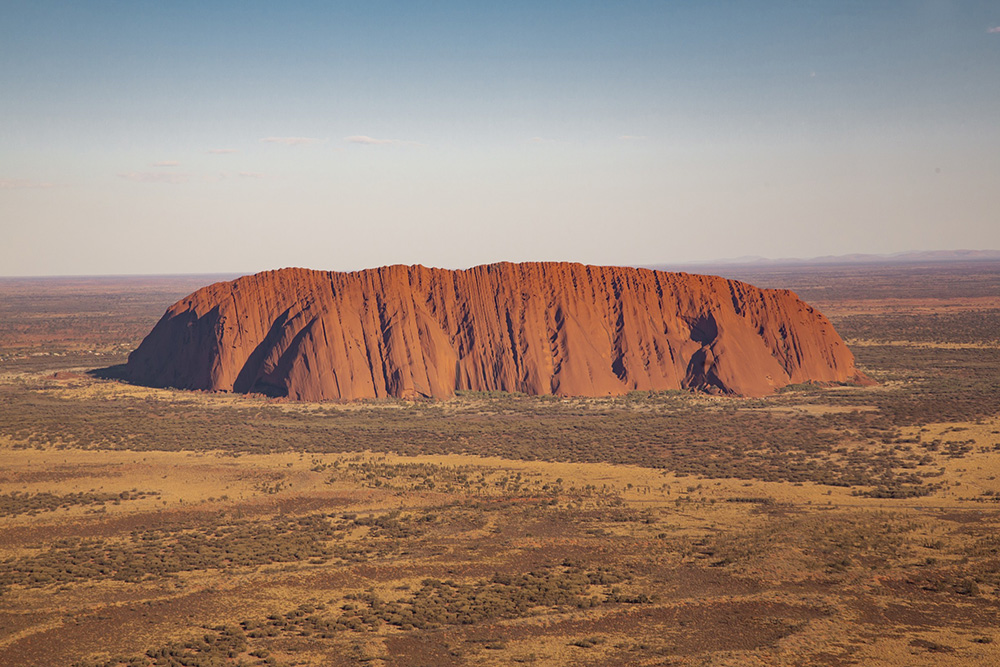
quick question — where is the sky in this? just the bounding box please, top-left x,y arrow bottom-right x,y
2,1 -> 999,276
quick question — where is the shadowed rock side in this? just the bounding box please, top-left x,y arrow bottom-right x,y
123,263 -> 867,400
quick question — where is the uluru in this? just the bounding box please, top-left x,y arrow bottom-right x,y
122,262 -> 867,401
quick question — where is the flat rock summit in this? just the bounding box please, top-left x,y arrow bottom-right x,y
123,262 -> 867,400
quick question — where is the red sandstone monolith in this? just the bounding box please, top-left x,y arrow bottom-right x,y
123,263 -> 867,400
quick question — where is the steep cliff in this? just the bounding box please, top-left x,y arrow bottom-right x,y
123,262 -> 867,400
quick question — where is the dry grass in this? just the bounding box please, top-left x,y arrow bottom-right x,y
3,265 -> 1000,666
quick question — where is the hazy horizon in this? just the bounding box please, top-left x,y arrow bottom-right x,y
2,247 -> 999,281
3,2 -> 999,277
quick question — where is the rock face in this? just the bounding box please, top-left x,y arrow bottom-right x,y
124,263 -> 866,400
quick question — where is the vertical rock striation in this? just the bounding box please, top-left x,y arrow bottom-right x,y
123,262 -> 867,400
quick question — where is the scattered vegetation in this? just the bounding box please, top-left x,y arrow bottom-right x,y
0,489 -> 157,517
73,626 -> 250,667
4,264 -> 1000,667
0,514 -> 339,590
246,565 -> 642,636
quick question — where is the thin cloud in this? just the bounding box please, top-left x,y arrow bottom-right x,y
119,171 -> 189,184
619,135 -> 647,141
345,135 -> 393,145
344,135 -> 424,147
989,26 -> 1000,33
203,171 -> 266,182
153,160 -> 179,167
208,148 -> 238,154
0,178 -> 55,189
260,136 -> 322,146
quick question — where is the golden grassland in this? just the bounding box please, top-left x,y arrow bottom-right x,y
2,376 -> 999,667
2,263 -> 1000,666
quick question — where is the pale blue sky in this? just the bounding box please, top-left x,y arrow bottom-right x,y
2,1 -> 999,276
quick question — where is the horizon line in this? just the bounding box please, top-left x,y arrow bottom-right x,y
2,249 -> 999,280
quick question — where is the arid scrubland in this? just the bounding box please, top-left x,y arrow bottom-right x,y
1,262 -> 1000,666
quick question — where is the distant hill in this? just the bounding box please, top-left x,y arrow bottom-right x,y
647,249 -> 1000,272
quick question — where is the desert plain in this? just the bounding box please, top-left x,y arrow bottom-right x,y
1,261 -> 999,666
